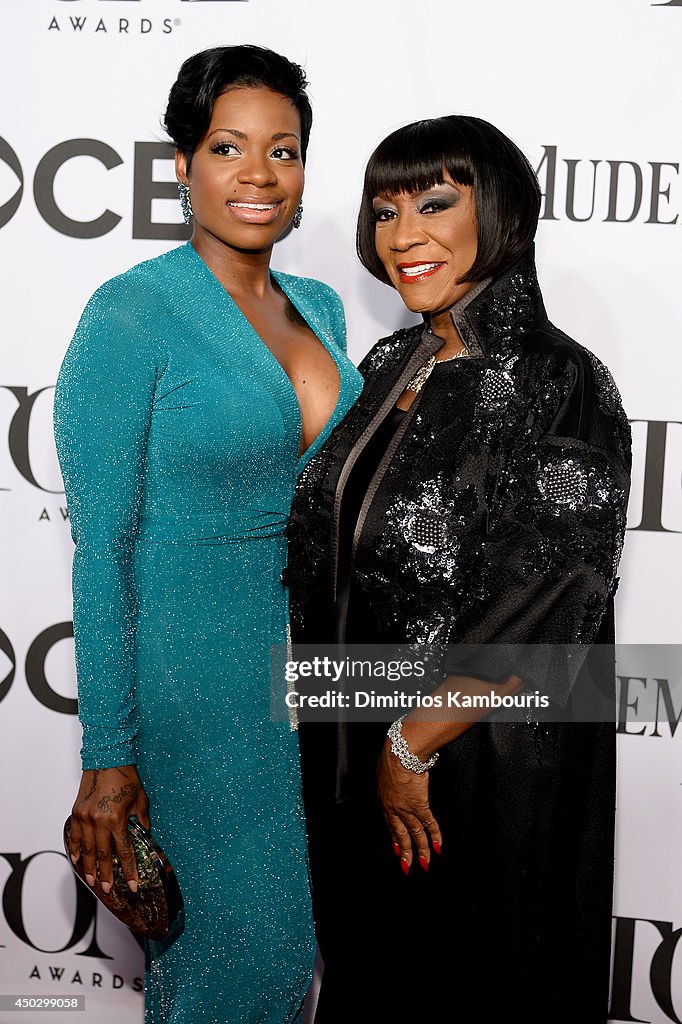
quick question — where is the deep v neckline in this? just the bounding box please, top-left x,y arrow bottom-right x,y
183,243 -> 345,469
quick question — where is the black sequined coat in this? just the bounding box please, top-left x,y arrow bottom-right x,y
288,250 -> 631,1023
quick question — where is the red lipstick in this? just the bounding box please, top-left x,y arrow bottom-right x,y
396,261 -> 446,284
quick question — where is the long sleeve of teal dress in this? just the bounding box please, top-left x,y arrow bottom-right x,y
55,277 -> 160,769
53,242 -> 363,1024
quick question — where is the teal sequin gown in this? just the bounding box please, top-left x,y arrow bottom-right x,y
53,242 -> 363,1024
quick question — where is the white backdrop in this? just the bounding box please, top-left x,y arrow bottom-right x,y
1,0 -> 681,1021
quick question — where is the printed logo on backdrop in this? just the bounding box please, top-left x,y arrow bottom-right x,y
610,917 -> 682,1024
628,421 -> 682,534
0,137 -> 188,239
47,0 -> 249,37
0,385 -> 69,523
617,673 -> 682,739
0,624 -> 76,714
536,147 -> 679,224
0,848 -> 143,992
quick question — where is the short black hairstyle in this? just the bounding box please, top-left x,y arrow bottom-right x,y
357,115 -> 541,286
164,44 -> 312,167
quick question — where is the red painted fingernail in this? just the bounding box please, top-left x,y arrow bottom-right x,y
419,855 -> 429,872
433,840 -> 442,855
392,842 -> 401,857
400,857 -> 410,876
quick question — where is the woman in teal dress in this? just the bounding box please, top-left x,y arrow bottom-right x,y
53,46 -> 362,1024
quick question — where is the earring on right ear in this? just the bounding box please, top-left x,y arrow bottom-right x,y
178,182 -> 193,225
293,203 -> 303,229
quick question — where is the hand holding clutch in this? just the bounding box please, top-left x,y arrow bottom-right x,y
66,764 -> 150,892
64,815 -> 184,940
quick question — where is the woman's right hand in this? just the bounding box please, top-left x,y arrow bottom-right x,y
68,765 -> 151,894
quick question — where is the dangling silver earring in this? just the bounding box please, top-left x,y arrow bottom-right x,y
178,182 -> 193,224
293,203 -> 303,229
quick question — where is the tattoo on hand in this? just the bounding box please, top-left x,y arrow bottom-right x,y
115,834 -> 135,866
117,835 -> 133,855
97,782 -> 139,814
76,770 -> 99,810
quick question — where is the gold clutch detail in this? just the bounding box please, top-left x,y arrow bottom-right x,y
63,815 -> 184,941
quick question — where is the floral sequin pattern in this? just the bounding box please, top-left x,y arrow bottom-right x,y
500,439 -> 625,526
479,367 -> 517,410
496,437 -> 629,588
405,510 -> 448,552
536,455 -> 589,510
377,474 -> 470,584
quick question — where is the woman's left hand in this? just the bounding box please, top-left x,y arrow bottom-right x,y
376,738 -> 442,875
376,674 -> 523,874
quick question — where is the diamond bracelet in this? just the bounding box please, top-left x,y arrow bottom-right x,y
387,716 -> 439,774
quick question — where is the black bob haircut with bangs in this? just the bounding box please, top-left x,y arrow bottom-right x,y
357,115 -> 541,286
164,44 -> 312,168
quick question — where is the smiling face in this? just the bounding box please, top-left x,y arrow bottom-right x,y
176,85 -> 304,254
372,175 -> 478,315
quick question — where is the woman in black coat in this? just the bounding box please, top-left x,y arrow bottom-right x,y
288,115 -> 631,1023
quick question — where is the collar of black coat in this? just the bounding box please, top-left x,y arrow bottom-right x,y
421,244 -> 548,359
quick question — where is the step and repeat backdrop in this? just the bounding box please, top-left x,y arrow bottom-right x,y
1,0 -> 680,1021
